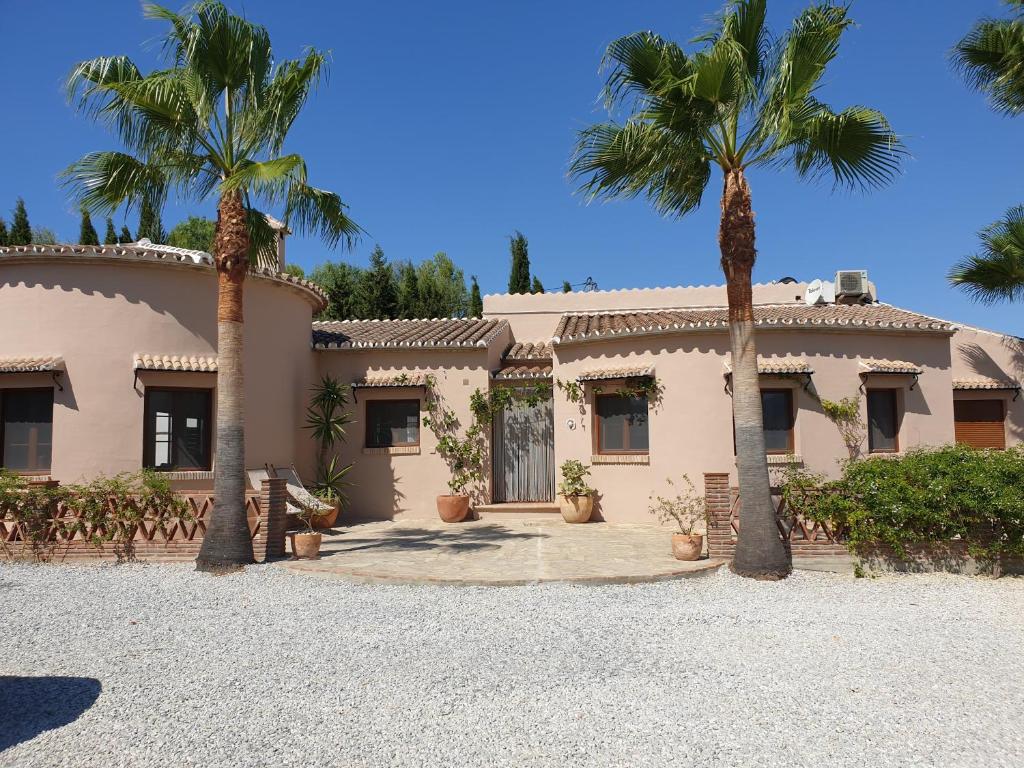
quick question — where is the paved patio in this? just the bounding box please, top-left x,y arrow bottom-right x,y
283,519 -> 724,585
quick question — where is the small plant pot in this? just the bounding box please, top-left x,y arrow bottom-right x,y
311,501 -> 340,529
437,494 -> 470,523
559,494 -> 593,524
292,531 -> 322,560
671,533 -> 703,561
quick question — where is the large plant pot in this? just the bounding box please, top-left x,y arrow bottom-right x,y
559,494 -> 593,524
437,494 -> 470,523
671,533 -> 703,561
311,501 -> 340,529
292,531 -> 322,560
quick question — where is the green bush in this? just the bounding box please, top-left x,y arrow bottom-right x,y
782,445 -> 1024,560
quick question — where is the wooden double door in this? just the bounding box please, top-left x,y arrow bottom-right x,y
492,393 -> 555,503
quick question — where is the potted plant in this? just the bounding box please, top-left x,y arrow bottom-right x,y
291,505 -> 323,560
557,460 -> 595,523
304,375 -> 355,527
422,378 -> 487,523
648,475 -> 706,560
311,456 -> 354,528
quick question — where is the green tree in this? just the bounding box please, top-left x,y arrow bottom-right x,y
395,261 -> 421,319
507,231 -> 530,293
950,2 -> 1024,301
168,216 -> 216,252
0,219 -> 8,247
950,206 -> 1024,302
65,1 -> 359,571
469,275 -> 483,317
9,198 -> 31,245
530,275 -> 544,294
104,217 -> 119,244
136,198 -> 167,243
119,224 -> 133,243
418,252 -> 469,318
283,263 -> 305,279
561,280 -> 572,293
356,245 -> 398,319
79,208 -> 100,245
32,228 -> 59,244
570,0 -> 903,579
310,261 -> 363,320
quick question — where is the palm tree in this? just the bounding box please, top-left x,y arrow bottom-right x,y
950,3 -> 1024,302
952,0 -> 1024,117
949,206 -> 1024,302
570,0 -> 904,579
64,1 -> 360,572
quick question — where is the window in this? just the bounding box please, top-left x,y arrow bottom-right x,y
595,393 -> 649,454
867,389 -> 899,453
144,389 -> 212,471
366,399 -> 420,448
1,388 -> 54,472
761,389 -> 795,454
954,399 -> 1006,449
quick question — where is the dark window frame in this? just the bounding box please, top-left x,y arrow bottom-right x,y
866,388 -> 900,454
365,398 -> 421,448
593,391 -> 650,455
143,386 -> 214,471
0,387 -> 55,474
760,388 -> 796,455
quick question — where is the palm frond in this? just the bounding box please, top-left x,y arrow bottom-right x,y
60,152 -> 168,215
952,12 -> 1024,116
602,32 -> 689,110
719,0 -> 770,84
239,50 -> 328,157
570,121 -> 710,217
950,205 -> 1024,303
787,104 -> 905,190
221,155 -> 305,199
244,206 -> 281,269
284,182 -> 362,250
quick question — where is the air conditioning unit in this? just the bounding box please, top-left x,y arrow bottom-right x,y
835,270 -> 869,298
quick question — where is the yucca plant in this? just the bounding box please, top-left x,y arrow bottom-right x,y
304,376 -> 355,505
570,0 -> 904,578
63,1 -> 360,571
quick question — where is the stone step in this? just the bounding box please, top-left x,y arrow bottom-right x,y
474,502 -> 562,521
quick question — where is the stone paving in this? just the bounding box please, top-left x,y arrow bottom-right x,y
283,519 -> 724,585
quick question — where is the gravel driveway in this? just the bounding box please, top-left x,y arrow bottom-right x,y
1,564 -> 1021,768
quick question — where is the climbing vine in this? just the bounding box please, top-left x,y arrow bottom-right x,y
556,375 -> 663,407
819,395 -> 866,461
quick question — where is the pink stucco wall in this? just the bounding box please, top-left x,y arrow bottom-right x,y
0,257 -> 318,486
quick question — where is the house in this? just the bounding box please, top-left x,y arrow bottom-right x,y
1,241 -> 1021,524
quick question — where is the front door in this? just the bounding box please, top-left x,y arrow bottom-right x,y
492,393 -> 555,502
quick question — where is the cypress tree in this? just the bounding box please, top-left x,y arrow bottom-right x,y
396,261 -> 421,319
531,276 -> 544,294
355,245 -> 398,319
0,218 -> 8,247
469,276 -> 483,318
562,280 -> 572,293
507,231 -> 531,294
136,198 -> 167,243
9,198 -> 31,245
104,218 -> 119,244
119,225 -> 134,243
79,208 -> 100,245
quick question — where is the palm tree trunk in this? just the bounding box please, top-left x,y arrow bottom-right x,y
196,190 -> 254,572
719,169 -> 791,580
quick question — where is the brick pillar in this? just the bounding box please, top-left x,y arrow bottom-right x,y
257,478 -> 287,562
704,473 -> 734,559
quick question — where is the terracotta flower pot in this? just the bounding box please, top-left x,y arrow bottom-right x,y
311,501 -> 340,529
437,494 -> 470,523
292,531 -> 322,560
559,494 -> 593,524
671,533 -> 703,561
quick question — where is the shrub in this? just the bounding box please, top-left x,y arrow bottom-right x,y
647,475 -> 706,534
782,445 -> 1024,561
558,460 -> 594,497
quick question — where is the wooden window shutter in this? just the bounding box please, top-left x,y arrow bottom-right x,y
954,400 -> 1005,449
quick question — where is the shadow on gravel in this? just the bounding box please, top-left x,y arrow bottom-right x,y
322,524 -> 545,558
0,676 -> 101,752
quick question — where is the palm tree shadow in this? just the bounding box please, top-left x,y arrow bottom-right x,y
321,524 -> 545,557
0,676 -> 101,751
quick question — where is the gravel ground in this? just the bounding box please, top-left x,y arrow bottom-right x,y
1,564 -> 1022,768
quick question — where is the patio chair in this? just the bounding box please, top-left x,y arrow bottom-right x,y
267,463 -> 334,515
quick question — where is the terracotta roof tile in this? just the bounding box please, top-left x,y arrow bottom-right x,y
492,363 -> 553,380
724,357 -> 813,375
578,365 -> 655,381
503,341 -> 552,360
0,356 -> 65,373
953,378 -> 1021,391
859,359 -> 923,375
351,373 -> 427,388
133,354 -> 218,372
312,318 -> 507,350
552,304 -> 955,344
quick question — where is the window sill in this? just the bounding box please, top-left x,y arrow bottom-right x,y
159,470 -> 214,480
766,454 -> 802,465
591,454 -> 650,465
363,446 -> 420,456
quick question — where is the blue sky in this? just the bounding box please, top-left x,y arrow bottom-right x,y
1,1 -> 1021,334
